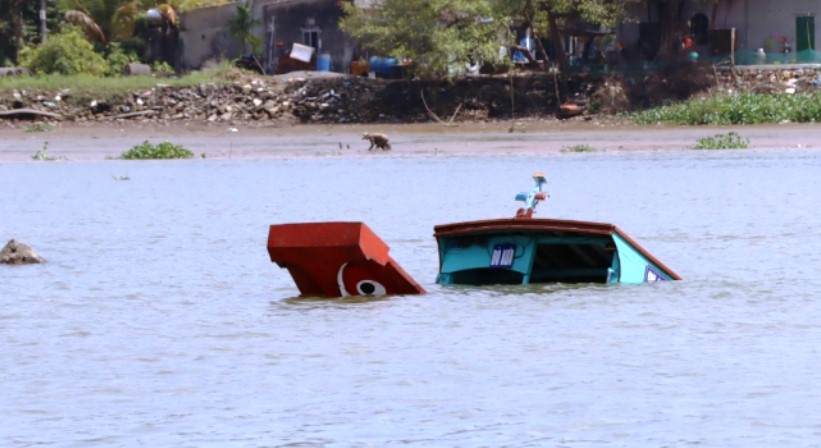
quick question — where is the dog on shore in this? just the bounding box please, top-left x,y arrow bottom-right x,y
362,132 -> 391,151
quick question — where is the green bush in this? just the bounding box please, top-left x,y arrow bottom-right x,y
152,61 -> 175,74
121,141 -> 194,159
693,132 -> 749,150
19,26 -> 108,76
105,42 -> 140,77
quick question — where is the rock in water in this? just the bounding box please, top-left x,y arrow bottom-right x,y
0,239 -> 46,264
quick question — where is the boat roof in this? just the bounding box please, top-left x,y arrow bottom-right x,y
434,217 -> 614,237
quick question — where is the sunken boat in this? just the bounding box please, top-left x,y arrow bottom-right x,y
434,172 -> 681,286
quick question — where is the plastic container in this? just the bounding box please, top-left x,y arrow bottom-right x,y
316,52 -> 332,71
368,56 -> 398,75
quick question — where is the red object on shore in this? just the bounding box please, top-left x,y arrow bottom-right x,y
267,222 -> 426,298
559,102 -> 585,118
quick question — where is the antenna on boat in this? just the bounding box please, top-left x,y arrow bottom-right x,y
515,171 -> 549,219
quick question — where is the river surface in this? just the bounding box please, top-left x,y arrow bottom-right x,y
2,141 -> 821,447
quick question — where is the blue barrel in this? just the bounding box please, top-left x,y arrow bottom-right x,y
368,56 -> 398,75
317,52 -> 332,71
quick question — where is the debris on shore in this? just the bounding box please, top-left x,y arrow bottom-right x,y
0,66 -> 818,127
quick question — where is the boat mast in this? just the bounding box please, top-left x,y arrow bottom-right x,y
514,171 -> 549,219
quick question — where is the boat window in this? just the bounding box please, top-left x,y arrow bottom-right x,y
530,243 -> 612,283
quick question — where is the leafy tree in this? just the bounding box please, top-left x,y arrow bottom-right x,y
226,0 -> 260,57
19,25 -> 108,75
496,0 -> 633,73
340,0 -> 509,79
340,0 -> 633,79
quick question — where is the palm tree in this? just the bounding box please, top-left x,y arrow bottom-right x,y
59,0 -> 178,43
227,0 -> 260,57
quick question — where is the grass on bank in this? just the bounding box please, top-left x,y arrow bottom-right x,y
0,62 -> 244,101
632,92 -> 821,125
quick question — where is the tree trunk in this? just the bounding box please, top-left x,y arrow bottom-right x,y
547,13 -> 568,72
10,0 -> 23,63
547,12 -> 569,99
657,0 -> 685,61
519,3 -> 550,64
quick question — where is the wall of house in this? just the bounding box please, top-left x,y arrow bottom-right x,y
179,2 -> 243,71
731,0 -> 818,54
180,0 -> 357,74
615,1 -> 818,64
261,0 -> 357,75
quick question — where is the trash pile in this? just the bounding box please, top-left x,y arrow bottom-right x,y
0,75 -> 398,125
716,67 -> 821,94
0,73 -> 565,125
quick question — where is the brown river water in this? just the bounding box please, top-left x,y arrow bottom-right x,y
2,122 -> 821,446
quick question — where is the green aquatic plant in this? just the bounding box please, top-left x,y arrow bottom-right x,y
560,144 -> 599,153
632,92 -> 821,125
693,132 -> 749,150
25,123 -> 54,133
31,142 -> 56,161
120,140 -> 194,159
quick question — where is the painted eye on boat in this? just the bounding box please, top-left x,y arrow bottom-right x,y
356,280 -> 387,296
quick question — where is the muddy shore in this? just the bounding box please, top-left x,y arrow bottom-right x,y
2,65 -> 820,162
0,119 -> 818,162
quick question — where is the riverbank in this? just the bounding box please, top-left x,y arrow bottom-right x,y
2,64 -> 820,128
0,120 -> 818,162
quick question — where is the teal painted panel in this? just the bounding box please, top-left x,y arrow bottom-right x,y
613,234 -> 647,283
612,233 -> 672,283
436,272 -> 453,285
441,243 -> 494,272
439,236 -> 535,276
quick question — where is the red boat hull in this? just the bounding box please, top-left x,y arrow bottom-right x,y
267,222 -> 425,297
